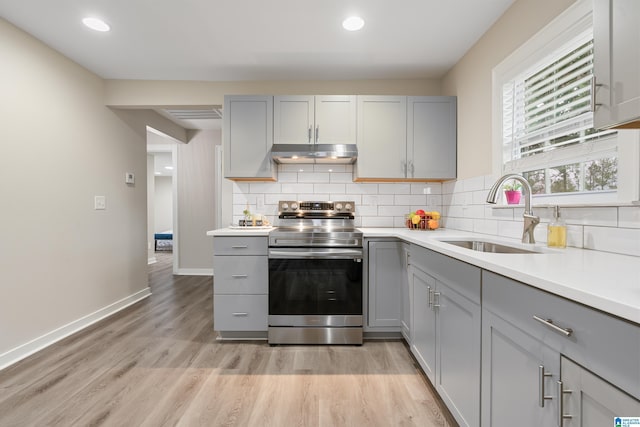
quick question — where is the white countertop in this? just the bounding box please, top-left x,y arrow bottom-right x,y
207,226 -> 640,325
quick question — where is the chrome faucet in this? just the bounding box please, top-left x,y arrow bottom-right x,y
486,174 -> 540,244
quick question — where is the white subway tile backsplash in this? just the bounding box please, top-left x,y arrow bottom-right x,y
584,226 -> 640,256
362,216 -> 394,227
357,205 -> 378,216
411,183 -> 442,195
379,205 -> 411,216
281,183 -> 314,194
346,183 -> 379,194
619,207 -> 640,229
472,190 -> 489,205
298,172 -> 330,183
561,207 -> 618,227
473,219 -> 499,236
379,183 -> 411,195
333,194 -> 362,204
567,225 -> 584,248
233,193 -> 257,205
314,164 -> 347,173
363,194 -> 393,206
463,176 -> 485,192
427,195 -> 443,208
249,183 -> 281,193
314,183 -> 346,194
395,194 -> 428,205
277,172 -> 298,183
298,193 -> 329,201
330,173 -> 353,183
497,221 -> 524,240
280,164 -> 308,172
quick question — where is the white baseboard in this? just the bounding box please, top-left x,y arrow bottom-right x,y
175,268 -> 213,276
0,287 -> 152,371
148,256 -> 157,265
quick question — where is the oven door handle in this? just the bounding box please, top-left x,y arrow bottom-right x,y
268,248 -> 363,260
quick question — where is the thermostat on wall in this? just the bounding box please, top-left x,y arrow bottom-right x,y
125,172 -> 135,184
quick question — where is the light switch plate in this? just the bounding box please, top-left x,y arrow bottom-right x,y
94,196 -> 106,210
125,172 -> 135,184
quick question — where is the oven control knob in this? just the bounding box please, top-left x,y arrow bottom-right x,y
291,202 -> 298,210
335,203 -> 343,211
345,203 -> 352,211
281,202 -> 289,211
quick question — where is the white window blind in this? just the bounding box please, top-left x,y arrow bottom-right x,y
502,29 -> 617,194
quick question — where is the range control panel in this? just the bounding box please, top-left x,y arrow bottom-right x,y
278,200 -> 355,217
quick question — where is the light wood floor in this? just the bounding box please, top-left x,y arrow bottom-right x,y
0,252 -> 456,427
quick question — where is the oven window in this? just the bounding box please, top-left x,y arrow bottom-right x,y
269,259 -> 362,316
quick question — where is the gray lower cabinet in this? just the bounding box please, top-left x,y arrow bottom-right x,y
410,245 -> 481,427
482,270 -> 640,427
400,244 -> 411,341
561,357 -> 640,426
213,236 -> 268,333
481,308 -> 558,427
367,240 -> 406,329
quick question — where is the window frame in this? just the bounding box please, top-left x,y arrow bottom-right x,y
491,0 -> 640,205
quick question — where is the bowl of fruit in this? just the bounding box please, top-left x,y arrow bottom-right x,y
406,210 -> 441,230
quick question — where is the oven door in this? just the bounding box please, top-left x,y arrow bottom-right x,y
268,247 -> 363,327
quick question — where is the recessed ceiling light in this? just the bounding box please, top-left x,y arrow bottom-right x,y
342,16 -> 365,31
82,17 -> 110,32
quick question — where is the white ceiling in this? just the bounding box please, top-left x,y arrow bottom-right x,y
0,0 -> 515,81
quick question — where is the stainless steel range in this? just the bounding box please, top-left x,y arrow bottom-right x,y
268,201 -> 363,345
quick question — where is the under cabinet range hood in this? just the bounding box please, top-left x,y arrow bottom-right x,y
271,144 -> 358,164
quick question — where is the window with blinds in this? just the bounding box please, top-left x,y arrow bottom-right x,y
502,30 -> 617,195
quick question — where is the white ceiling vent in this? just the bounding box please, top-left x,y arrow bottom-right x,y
163,108 -> 222,120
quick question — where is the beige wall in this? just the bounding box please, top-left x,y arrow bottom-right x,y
442,0 -> 576,179
0,19 -> 148,359
104,79 -> 442,107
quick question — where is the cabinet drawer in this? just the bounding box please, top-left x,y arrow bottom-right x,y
214,236 -> 268,255
214,256 -> 268,294
483,270 -> 640,399
410,245 -> 481,303
214,294 -> 268,331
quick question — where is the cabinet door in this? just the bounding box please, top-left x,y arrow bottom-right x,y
355,96 -> 407,179
481,309 -> 558,427
273,95 -> 315,144
407,96 -> 457,179
436,280 -> 481,427
314,95 -> 357,144
223,95 -> 276,179
367,241 -> 403,328
411,266 -> 437,382
594,0 -> 640,129
561,357 -> 640,427
400,245 -> 411,342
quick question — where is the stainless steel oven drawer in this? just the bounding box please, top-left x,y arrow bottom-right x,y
268,326 -> 363,345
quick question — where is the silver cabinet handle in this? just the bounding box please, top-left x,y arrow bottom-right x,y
538,365 -> 553,407
315,125 -> 319,143
427,286 -> 433,308
232,312 -> 248,317
433,291 -> 441,308
591,75 -> 603,112
409,161 -> 415,177
308,126 -> 312,143
557,381 -> 573,426
533,315 -> 573,337
231,274 -> 248,278
231,245 -> 249,249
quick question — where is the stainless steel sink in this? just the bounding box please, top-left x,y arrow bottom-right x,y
440,240 -> 542,254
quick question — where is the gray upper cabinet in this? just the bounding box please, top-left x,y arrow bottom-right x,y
273,95 -> 356,145
594,0 -> 640,129
408,97 -> 457,179
223,95 -> 276,180
354,96 -> 456,181
355,96 -> 408,179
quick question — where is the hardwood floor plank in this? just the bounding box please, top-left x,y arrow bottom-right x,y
0,252 -> 457,426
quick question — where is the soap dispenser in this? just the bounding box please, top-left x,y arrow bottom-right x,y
547,206 -> 567,248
